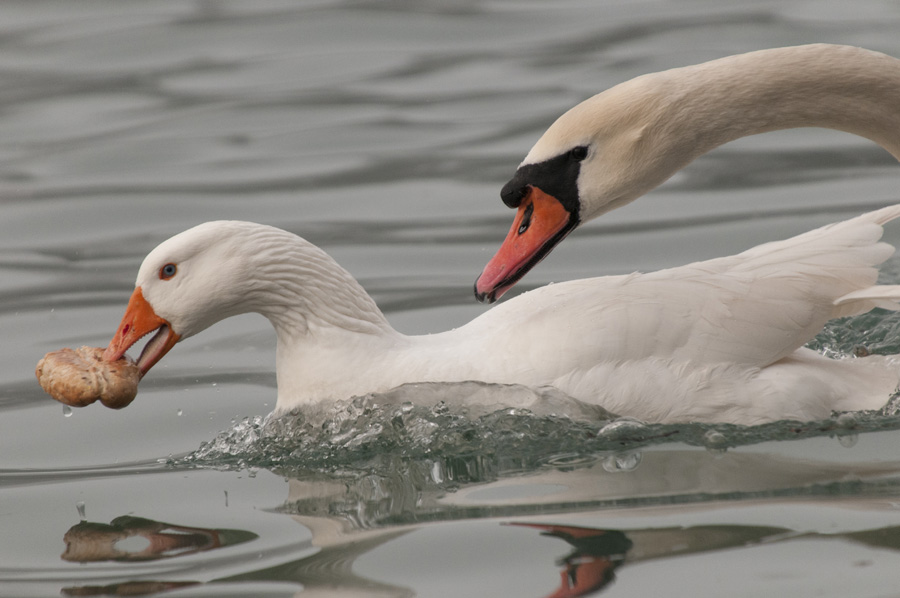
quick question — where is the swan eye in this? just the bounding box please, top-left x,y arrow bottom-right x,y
159,263 -> 178,280
518,201 -> 534,235
568,146 -> 588,161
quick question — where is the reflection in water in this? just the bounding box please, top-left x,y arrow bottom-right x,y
59,515 -> 257,596
53,490 -> 900,598
240,520 -> 900,597
516,522 -> 789,598
224,528 -> 415,598
62,515 -> 258,563
512,524 -> 632,597
46,413 -> 900,597
62,581 -> 199,597
520,521 -> 900,598
33,386 -> 900,596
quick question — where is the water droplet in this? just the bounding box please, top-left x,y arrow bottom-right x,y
838,433 -> 859,448
835,413 -> 859,447
598,417 -> 647,438
431,461 -> 444,483
703,429 -> 728,454
176,409 -> 183,416
76,501 -> 86,521
602,451 -> 642,472
62,405 -> 72,418
835,412 -> 858,428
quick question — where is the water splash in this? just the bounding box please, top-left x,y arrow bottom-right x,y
809,309 -> 900,358
174,384 -> 900,478
169,306 -> 900,479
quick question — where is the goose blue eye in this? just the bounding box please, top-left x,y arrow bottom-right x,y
159,263 -> 178,280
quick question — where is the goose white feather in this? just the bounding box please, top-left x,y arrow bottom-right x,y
105,206 -> 900,424
476,44 -> 900,301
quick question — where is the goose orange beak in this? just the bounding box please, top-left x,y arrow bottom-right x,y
103,287 -> 180,376
475,186 -> 576,303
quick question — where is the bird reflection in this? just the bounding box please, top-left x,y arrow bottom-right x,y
51,448 -> 900,597
512,524 -> 632,597
515,521 -> 802,597
56,508 -> 900,598
512,521 -> 900,597
60,515 -> 257,596
61,515 -> 258,563
62,581 -> 199,597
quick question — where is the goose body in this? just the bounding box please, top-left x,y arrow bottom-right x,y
475,44 -> 900,302
105,206 -> 900,424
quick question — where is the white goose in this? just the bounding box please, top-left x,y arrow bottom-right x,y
475,44 -> 900,302
105,207 -> 900,425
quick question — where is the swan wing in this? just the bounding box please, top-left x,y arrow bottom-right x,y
640,205 -> 900,366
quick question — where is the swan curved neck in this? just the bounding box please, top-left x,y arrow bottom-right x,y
571,45 -> 900,219
665,44 -> 900,161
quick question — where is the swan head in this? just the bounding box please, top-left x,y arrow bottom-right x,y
103,221 -> 293,376
475,75 -> 670,303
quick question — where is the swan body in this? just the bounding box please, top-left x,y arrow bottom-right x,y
105,206 -> 900,424
475,44 -> 900,302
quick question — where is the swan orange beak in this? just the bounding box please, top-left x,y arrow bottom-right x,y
103,287 -> 180,377
474,186 -> 576,303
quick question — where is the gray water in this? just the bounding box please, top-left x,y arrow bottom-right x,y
4,1 -> 900,596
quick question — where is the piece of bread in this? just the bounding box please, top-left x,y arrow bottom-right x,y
36,346 -> 140,409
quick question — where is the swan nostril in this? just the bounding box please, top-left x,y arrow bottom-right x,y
517,202 -> 534,235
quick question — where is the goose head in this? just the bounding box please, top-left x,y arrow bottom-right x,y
102,221 -> 295,376
475,76 -> 675,303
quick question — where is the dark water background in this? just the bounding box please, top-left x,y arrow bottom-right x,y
4,1 -> 900,596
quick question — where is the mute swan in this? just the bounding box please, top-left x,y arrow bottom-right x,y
104,206 -> 900,424
475,44 -> 900,303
